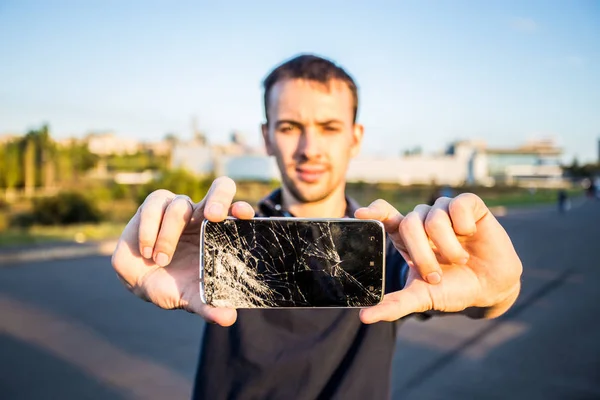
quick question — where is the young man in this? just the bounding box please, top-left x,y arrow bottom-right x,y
112,54 -> 523,399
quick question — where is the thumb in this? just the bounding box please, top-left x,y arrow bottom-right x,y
359,283 -> 431,324
184,294 -> 238,327
354,199 -> 404,248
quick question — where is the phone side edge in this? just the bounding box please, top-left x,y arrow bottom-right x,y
199,219 -> 209,305
378,218 -> 387,305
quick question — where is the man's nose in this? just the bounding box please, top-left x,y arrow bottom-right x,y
298,129 -> 323,160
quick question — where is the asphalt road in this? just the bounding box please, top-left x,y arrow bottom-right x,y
1,200 -> 599,399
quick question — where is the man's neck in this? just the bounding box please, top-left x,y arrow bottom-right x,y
282,186 -> 347,218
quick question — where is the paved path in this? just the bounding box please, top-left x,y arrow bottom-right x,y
1,200 -> 599,399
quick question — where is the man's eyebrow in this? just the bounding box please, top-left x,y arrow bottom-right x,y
317,119 -> 344,126
274,119 -> 344,126
275,119 -> 302,126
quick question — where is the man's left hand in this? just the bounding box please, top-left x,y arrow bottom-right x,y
355,194 -> 522,324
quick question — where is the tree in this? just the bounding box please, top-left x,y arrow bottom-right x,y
23,137 -> 36,197
4,142 -> 21,197
0,144 -> 5,188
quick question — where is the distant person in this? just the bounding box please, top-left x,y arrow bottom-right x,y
586,180 -> 594,198
592,179 -> 600,200
111,54 -> 523,399
558,189 -> 569,214
440,185 -> 454,198
427,187 -> 441,206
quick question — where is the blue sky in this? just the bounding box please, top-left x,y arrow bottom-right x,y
1,0 -> 599,162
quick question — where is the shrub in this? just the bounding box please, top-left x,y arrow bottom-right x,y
0,212 -> 8,232
31,191 -> 103,225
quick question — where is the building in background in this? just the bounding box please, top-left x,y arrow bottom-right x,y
346,140 -> 491,186
486,139 -> 563,187
170,138 -> 215,176
86,132 -> 140,156
167,136 -> 568,188
170,131 -> 272,179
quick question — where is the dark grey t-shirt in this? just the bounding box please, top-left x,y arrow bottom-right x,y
192,190 -> 408,400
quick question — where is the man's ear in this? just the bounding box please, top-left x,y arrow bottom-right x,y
261,122 -> 274,156
349,123 -> 364,159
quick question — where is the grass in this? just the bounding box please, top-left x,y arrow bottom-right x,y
0,221 -> 126,248
0,186 -> 583,248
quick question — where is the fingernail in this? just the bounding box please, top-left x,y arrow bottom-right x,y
209,203 -> 223,217
142,247 -> 153,259
155,252 -> 169,266
458,252 -> 470,265
426,272 -> 442,284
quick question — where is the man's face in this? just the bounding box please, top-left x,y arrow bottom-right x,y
262,78 -> 363,203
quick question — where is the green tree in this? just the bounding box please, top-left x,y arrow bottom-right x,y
4,142 -> 21,195
23,137 -> 36,197
57,147 -> 75,183
0,144 -> 5,188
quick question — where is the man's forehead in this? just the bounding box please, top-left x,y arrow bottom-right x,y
268,78 -> 354,121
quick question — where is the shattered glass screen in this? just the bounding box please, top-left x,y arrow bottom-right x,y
201,218 -> 385,308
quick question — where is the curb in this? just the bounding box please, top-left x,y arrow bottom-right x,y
0,240 -> 118,265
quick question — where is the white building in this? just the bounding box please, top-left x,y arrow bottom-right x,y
171,143 -> 214,176
221,155 -> 280,181
347,140 -> 490,186
86,132 -> 140,156
170,137 -> 565,188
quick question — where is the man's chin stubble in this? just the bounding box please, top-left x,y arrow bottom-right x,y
289,183 -> 332,204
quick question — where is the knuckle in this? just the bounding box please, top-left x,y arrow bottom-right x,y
455,192 -> 478,206
434,196 -> 452,205
371,198 -> 388,208
154,238 -> 176,255
149,189 -> 174,200
111,245 -> 134,284
414,257 -> 437,274
425,209 -> 447,233
400,212 -> 421,232
213,176 -> 236,192
168,197 -> 192,216
414,204 -> 430,213
138,230 -> 155,246
110,246 -> 122,272
449,194 -> 471,215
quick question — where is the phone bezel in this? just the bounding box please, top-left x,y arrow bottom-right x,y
199,217 -> 386,309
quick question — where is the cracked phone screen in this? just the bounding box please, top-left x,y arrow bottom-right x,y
201,218 -> 385,308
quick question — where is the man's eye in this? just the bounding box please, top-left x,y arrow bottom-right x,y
279,125 -> 295,133
324,126 -> 340,133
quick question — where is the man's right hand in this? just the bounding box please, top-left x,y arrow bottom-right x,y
111,176 -> 254,326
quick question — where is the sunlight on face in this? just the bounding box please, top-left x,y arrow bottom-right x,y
262,79 -> 363,203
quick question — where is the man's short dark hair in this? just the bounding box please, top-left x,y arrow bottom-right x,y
262,54 -> 359,124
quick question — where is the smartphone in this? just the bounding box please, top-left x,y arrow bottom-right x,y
199,217 -> 386,309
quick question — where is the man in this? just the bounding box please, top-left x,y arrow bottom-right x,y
112,54 -> 522,399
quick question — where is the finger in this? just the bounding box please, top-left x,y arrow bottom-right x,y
153,195 -> 194,267
229,201 -> 255,219
185,295 -> 238,326
360,284 -> 431,324
448,193 -> 488,236
202,176 -> 237,222
425,198 -> 470,265
354,199 -> 404,236
138,189 -> 176,259
400,204 -> 443,284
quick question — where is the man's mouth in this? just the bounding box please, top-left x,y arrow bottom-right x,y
295,165 -> 327,183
